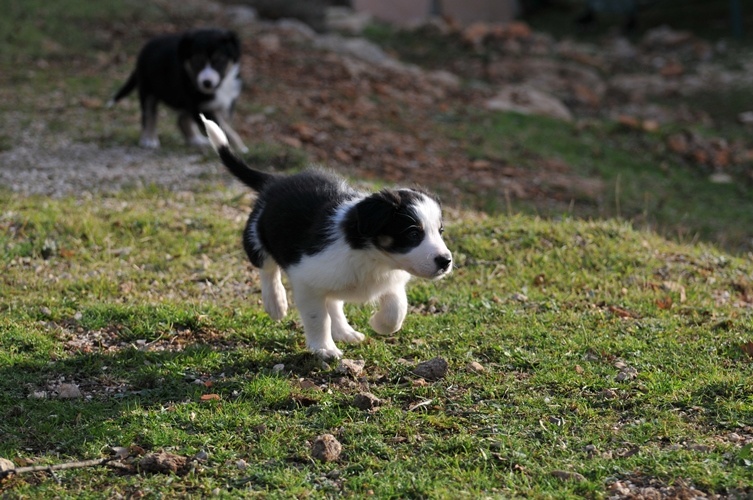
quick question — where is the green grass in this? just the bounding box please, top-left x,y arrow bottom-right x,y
443,111 -> 753,252
1,0 -> 752,496
1,189 -> 752,497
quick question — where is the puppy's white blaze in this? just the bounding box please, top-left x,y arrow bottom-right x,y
394,195 -> 452,279
197,65 -> 221,93
200,115 -> 228,151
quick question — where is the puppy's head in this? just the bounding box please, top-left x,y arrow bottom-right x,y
179,29 -> 240,94
352,189 -> 452,279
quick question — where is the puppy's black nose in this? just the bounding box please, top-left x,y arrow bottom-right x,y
202,79 -> 213,89
435,254 -> 452,271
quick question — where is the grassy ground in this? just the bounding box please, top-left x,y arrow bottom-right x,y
1,0 -> 753,497
1,190 -> 752,497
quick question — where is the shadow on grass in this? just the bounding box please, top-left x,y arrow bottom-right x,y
0,329 -> 335,457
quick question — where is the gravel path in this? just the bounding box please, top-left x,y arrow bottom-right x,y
0,114 -> 229,198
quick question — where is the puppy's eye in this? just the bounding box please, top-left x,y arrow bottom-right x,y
439,226 -> 445,234
406,228 -> 423,242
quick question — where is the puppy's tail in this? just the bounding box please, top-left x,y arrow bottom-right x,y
107,71 -> 138,108
200,115 -> 275,192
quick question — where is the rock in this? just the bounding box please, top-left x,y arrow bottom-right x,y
412,356 -> 449,381
485,86 -> 573,122
550,470 -> 586,482
600,388 -> 618,400
272,363 -> 285,373
224,5 -> 257,25
139,452 -> 188,474
337,358 -> 366,377
353,392 -> 381,410
311,434 -> 342,462
258,33 -> 281,54
738,111 -> 753,125
275,19 -> 317,41
615,366 -> 638,382
313,34 -> 392,66
57,383 -> 82,399
326,6 -> 372,34
425,70 -> 461,91
467,361 -> 485,373
709,172 -> 733,184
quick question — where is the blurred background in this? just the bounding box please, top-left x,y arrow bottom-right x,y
0,0 -> 752,252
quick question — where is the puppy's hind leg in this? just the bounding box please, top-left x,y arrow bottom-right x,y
213,112 -> 248,153
293,286 -> 341,359
259,259 -> 288,321
138,94 -> 160,149
328,299 -> 365,344
369,287 -> 408,335
178,112 -> 210,148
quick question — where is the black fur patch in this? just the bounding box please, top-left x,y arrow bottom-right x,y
343,189 -> 429,254
244,170 -> 359,269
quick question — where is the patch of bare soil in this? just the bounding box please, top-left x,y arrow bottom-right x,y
2,2 -> 751,203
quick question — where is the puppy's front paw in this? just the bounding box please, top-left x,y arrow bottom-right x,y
188,135 -> 211,148
332,327 -> 365,344
369,311 -> 403,335
139,136 -> 160,149
263,293 -> 288,321
312,346 -> 343,360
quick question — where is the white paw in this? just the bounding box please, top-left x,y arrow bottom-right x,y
263,293 -> 288,321
312,346 -> 343,360
139,136 -> 160,149
369,312 -> 403,335
332,328 -> 365,344
188,135 -> 211,147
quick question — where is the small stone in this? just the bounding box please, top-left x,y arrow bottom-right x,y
550,470 -> 586,482
600,388 -> 618,400
236,459 -> 248,470
337,359 -> 366,377
413,357 -> 449,381
467,361 -> 485,373
139,452 -> 188,474
609,481 -> 631,496
616,366 -> 638,382
57,383 -> 82,399
311,434 -> 342,462
272,363 -> 285,373
353,392 -> 381,410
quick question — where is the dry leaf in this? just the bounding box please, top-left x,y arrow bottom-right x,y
739,342 -> 753,359
200,393 -> 221,401
608,305 -> 638,318
656,297 -> 673,310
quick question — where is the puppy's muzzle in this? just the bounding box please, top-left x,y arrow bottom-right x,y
435,254 -> 452,273
197,66 -> 221,93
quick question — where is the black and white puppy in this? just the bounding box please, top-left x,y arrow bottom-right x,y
109,29 -> 247,152
201,116 -> 452,359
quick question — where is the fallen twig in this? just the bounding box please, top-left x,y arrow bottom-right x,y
0,457 -> 115,479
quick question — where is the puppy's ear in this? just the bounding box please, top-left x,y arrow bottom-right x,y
226,31 -> 241,59
356,190 -> 400,236
178,32 -> 193,62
